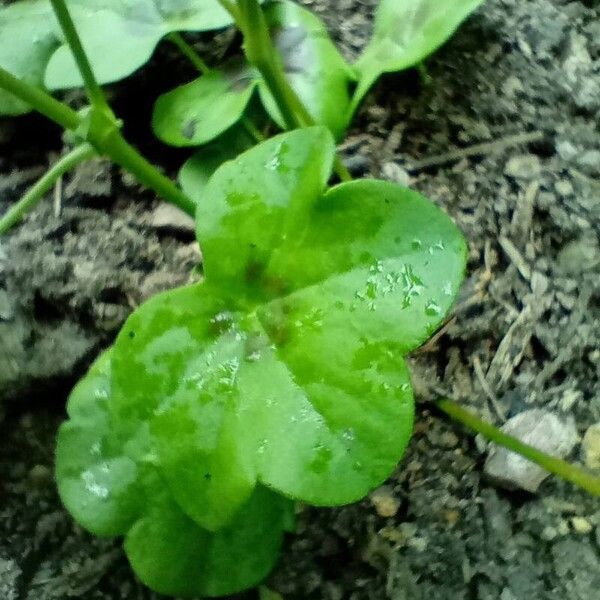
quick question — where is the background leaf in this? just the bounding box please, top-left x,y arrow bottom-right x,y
259,0 -> 356,139
152,60 -> 258,147
0,1 -> 60,115
0,0 -> 255,115
352,0 -> 485,111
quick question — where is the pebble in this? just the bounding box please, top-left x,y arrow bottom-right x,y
571,517 -> 593,535
381,162 -> 410,187
484,409 -> 579,493
370,485 -> 400,518
556,234 -> 600,275
504,154 -> 541,180
149,203 -> 195,234
581,423 -> 600,469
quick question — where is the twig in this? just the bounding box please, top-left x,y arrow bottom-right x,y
405,131 -> 546,172
473,355 -> 506,422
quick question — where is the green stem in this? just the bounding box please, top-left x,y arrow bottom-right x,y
436,398 -> 600,497
236,0 -> 311,130
49,0 -> 111,113
0,144 -> 96,235
102,130 -> 196,215
167,33 -> 210,75
0,66 -> 80,130
0,71 -> 195,216
231,0 -> 351,180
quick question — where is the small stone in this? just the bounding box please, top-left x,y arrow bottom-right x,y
504,154 -> 541,180
370,485 -> 400,517
557,234 -> 600,275
149,203 -> 195,234
581,423 -> 600,469
381,162 -> 410,187
571,517 -> 593,535
554,179 -> 574,196
484,409 -> 579,493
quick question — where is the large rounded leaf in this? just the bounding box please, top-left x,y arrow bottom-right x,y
152,60 -> 258,147
259,0 -> 356,139
352,0 -> 485,112
108,127 -> 467,525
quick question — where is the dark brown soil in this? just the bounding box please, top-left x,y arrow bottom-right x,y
1,1 -> 599,599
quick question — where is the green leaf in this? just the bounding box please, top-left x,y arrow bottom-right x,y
107,127 -> 466,525
352,0 -> 485,111
179,126 -> 257,200
125,486 -> 292,598
0,1 -> 60,115
56,350 -> 293,597
0,0 -> 252,114
259,0 -> 356,139
153,60 -> 258,147
45,0 -> 241,90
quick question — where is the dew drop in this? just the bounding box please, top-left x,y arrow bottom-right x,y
425,300 -> 441,316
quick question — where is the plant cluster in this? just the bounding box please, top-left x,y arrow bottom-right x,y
1,0 -> 598,597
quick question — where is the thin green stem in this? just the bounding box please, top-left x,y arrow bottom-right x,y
49,0 -> 111,113
167,33 -> 210,75
103,131 -> 196,215
0,66 -> 80,130
232,0 -> 351,180
0,69 -> 195,216
0,144 -> 95,235
436,398 -> 600,497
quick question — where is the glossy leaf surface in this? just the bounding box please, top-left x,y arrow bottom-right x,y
153,60 -> 258,147
56,351 -> 293,598
259,0 -> 355,139
108,127 -> 466,526
353,0 -> 485,110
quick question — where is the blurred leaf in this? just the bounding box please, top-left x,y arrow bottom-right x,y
153,59 -> 258,147
352,0 -> 485,111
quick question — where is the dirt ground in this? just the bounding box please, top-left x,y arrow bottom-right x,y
1,0 -> 599,598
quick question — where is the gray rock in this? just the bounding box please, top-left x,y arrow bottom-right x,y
504,154 -> 541,180
557,234 -> 600,275
581,423 -> 600,469
149,203 -> 195,234
484,409 -> 579,492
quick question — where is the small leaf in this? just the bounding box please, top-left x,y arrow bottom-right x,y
153,60 -> 258,147
0,2 -> 60,115
179,126 -> 257,200
259,0 -> 356,139
125,486 -> 292,598
352,0 -> 485,111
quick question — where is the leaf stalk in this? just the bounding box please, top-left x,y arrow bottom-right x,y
436,398 -> 600,497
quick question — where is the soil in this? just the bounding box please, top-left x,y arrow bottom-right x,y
1,0 -> 600,599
